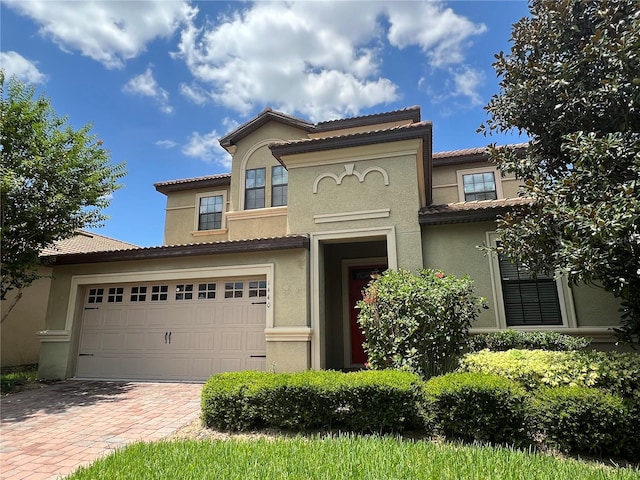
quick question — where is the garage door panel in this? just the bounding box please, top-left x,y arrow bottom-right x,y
102,333 -> 124,351
77,278 -> 267,381
222,305 -> 245,325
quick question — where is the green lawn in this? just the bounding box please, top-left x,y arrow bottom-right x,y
66,435 -> 640,480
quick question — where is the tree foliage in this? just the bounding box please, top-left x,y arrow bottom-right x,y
479,0 -> 640,342
0,71 -> 125,306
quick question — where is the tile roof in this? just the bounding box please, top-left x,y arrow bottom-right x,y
419,197 -> 534,225
433,143 -> 529,165
42,234 -> 310,265
154,173 -> 231,194
270,120 -> 433,149
41,231 -> 139,256
313,105 -> 421,131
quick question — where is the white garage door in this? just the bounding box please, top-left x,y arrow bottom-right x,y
76,277 -> 267,381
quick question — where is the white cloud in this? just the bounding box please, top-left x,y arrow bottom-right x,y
0,51 -> 46,83
156,140 -> 178,149
451,67 -> 485,106
123,68 -> 172,114
182,129 -> 231,169
385,2 -> 487,67
179,82 -> 209,105
4,0 -> 195,69
172,1 -> 485,121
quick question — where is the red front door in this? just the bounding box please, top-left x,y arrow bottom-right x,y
348,265 -> 386,365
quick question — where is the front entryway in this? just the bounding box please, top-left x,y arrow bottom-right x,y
76,278 -> 267,381
347,264 -> 386,365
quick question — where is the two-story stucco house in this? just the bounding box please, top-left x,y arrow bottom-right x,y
37,106 -> 621,381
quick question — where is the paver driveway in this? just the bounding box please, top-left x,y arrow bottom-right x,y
0,380 -> 202,480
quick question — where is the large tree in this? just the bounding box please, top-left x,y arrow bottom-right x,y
479,0 -> 640,342
1,72 -> 125,318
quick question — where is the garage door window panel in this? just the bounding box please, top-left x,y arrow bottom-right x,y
249,280 -> 267,298
108,287 -> 124,303
130,286 -> 147,302
176,284 -> 194,300
198,283 -> 216,299
88,288 -> 104,304
151,285 -> 169,301
225,282 -> 244,298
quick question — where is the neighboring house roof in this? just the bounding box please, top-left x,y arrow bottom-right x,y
219,108 -> 315,150
419,197 -> 534,225
433,143 -> 528,166
42,234 -> 310,265
40,230 -> 138,256
154,173 -> 231,195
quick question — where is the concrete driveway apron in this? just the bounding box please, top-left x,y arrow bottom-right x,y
0,381 -> 202,480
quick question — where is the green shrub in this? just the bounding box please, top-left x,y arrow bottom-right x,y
357,269 -> 485,379
531,386 -> 638,458
468,330 -> 591,352
459,349 -> 640,400
424,372 -> 530,447
201,370 -> 423,433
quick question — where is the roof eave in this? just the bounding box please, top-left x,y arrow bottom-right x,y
42,235 -> 310,266
154,176 -> 231,195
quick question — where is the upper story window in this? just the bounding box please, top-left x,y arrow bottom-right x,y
271,165 -> 288,207
462,172 -> 497,201
457,167 -> 502,202
245,168 -> 266,210
198,195 -> 224,230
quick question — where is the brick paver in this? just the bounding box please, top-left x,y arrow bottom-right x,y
1,381 -> 202,479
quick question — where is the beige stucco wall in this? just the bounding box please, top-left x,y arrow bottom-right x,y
163,186 -> 231,245
432,163 -> 520,204
284,139 -> 425,272
422,222 -> 623,335
38,248 -> 309,379
1,267 -> 52,367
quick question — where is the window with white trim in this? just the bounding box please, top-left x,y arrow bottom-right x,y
497,252 -> 562,326
271,165 -> 288,207
249,280 -> 267,297
225,281 -> 244,298
151,285 -> 169,301
198,195 -> 224,230
130,286 -> 147,302
198,283 -> 216,299
245,168 -> 266,210
457,167 -> 502,202
107,287 -> 124,303
175,284 -> 194,300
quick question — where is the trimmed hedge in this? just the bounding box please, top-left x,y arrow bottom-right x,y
531,386 -> 639,458
424,372 -> 530,447
201,370 -> 423,433
468,330 -> 591,352
459,349 -> 640,400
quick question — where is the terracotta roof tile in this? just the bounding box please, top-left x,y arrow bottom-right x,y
270,121 -> 432,149
41,231 -> 139,256
419,197 -> 534,225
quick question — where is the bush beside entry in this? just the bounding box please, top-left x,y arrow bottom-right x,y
357,269 -> 485,379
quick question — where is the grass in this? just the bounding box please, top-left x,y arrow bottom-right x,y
66,435 -> 640,480
0,364 -> 38,394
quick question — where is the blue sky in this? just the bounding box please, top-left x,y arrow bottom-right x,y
2,0 -> 530,247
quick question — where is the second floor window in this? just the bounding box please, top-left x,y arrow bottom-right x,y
462,172 -> 497,201
272,165 -> 288,207
198,195 -> 223,230
245,168 -> 266,209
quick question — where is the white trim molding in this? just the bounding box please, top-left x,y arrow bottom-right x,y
310,226 -> 397,370
38,330 -> 71,343
194,190 -> 229,232
313,164 -> 390,194
313,209 -> 390,224
265,327 -> 313,342
485,232 -> 577,329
